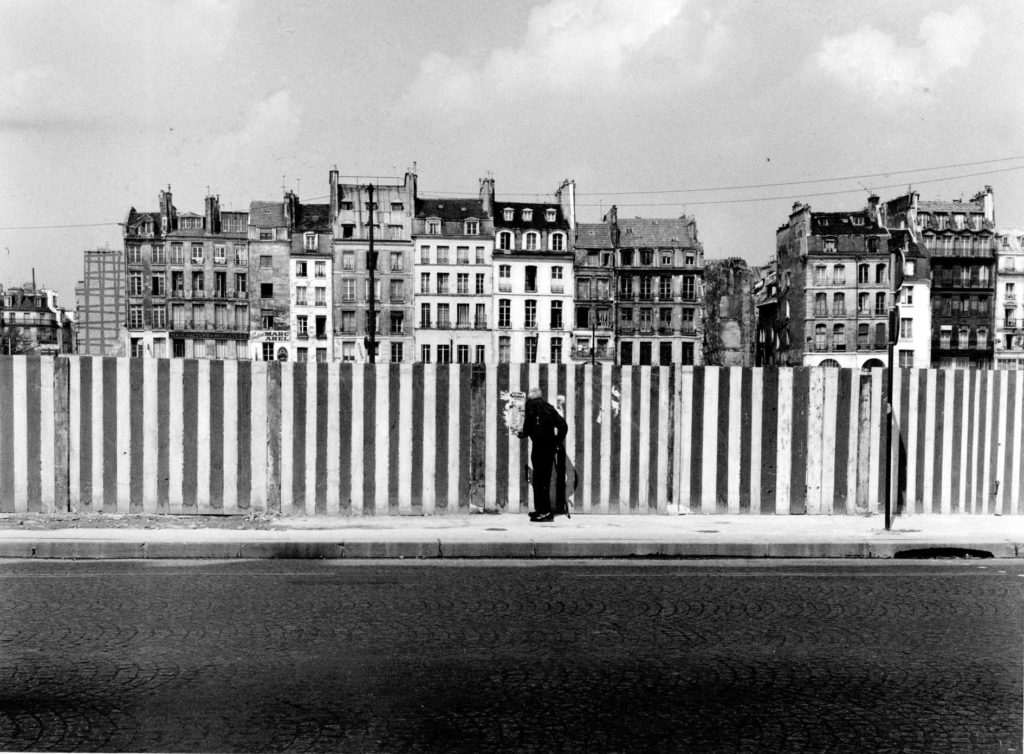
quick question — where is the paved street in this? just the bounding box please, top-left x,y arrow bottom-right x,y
1,560 -> 1022,753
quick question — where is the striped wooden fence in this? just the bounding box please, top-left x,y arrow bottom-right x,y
0,355 -> 1021,515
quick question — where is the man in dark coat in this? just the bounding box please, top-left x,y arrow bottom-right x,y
518,387 -> 568,522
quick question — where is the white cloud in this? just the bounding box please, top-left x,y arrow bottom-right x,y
209,90 -> 302,158
403,0 -> 692,108
815,6 -> 984,98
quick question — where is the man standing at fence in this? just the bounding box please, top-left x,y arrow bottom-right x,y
517,386 -> 568,523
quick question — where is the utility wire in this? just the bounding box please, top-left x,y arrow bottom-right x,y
0,221 -> 122,231
576,164 -> 1024,208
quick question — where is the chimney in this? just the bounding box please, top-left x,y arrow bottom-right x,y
606,205 -> 619,246
866,194 -> 880,224
556,179 -> 576,231
479,176 -> 495,218
159,185 -> 176,234
329,167 -> 339,224
791,201 -> 803,214
204,194 -> 221,234
972,185 -> 995,225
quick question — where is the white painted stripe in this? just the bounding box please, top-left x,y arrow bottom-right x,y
397,364 -> 413,514
619,365 -> 633,512
349,364 -> 364,515
598,365 -> 612,513
168,359 -> 185,514
565,365 -> 579,514
805,369 -> 825,516
981,370 -> 994,513
11,358 -> 27,513
867,369 -> 883,514
775,369 -> 793,515
749,369 -> 763,513
846,369 -> 860,513
484,365 -> 497,512
222,361 -> 238,513
727,368 -> 742,514
508,366 -> 522,514
68,358 -> 81,512
421,364 -> 436,514
904,371 -> 918,512
678,368 -> 693,513
92,357 -> 107,510
141,359 -> 158,513
376,366 -> 392,515
699,367 -> 717,513
39,358 -> 55,512
581,366 -> 593,514
638,367 -> 651,512
940,370 -> 955,515
656,366 -> 670,513
195,359 -> 211,511
325,362 -> 341,515
115,359 -> 131,510
447,366 -> 460,512
1012,371 -> 1023,514
305,362 -> 319,516
249,362 -> 267,513
923,368 -> 937,513
821,369 -> 839,516
957,371 -> 969,513
995,372 -> 1009,512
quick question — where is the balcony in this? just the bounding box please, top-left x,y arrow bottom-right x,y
550,283 -> 564,294
571,346 -> 614,360
679,325 -> 697,336
933,338 -> 991,352
619,324 -> 635,334
1003,319 -> 1018,329
297,332 -> 309,340
657,325 -> 674,335
524,322 -> 538,330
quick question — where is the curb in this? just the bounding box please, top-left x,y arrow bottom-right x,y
0,539 -> 1018,560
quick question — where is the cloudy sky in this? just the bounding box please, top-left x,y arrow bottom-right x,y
2,0 -> 1023,306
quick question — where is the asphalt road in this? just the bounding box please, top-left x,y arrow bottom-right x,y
1,560 -> 1021,753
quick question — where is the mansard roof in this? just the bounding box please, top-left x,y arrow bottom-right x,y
617,217 -> 697,248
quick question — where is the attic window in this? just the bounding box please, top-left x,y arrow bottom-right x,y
851,216 -> 864,226
339,201 -> 353,210
522,209 -> 533,222
465,220 -> 479,235
545,208 -> 556,222
503,208 -> 514,222
391,202 -> 404,211
427,219 -> 441,234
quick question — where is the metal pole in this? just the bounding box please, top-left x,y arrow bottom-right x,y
366,184 -> 377,364
591,304 -> 596,366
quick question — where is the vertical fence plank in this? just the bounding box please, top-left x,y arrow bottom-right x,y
52,358 -> 70,513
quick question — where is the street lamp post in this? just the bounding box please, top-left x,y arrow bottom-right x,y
884,242 -> 905,531
366,184 -> 377,364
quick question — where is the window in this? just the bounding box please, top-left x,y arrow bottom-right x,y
525,232 -> 538,251
833,293 -> 845,316
259,255 -> 273,269
437,344 -> 451,364
576,306 -> 590,329
127,246 -> 142,264
475,247 -> 485,264
524,336 -> 537,363
129,274 -> 144,296
475,274 -> 485,294
875,264 -> 887,284
342,251 -> 355,270
390,343 -> 403,363
390,280 -> 404,302
551,300 -> 563,329
420,345 -> 431,363
545,208 -> 556,222
814,265 -> 827,286
550,233 -> 565,251
503,208 -> 514,222
851,216 -> 865,226
550,337 -> 562,362
457,246 -> 469,264
498,231 -> 512,251
315,261 -> 326,278
823,237 -> 837,253
152,306 -> 167,329
457,273 -> 469,294
456,344 -> 470,364
390,252 -> 403,272
465,220 -> 479,235
191,271 -> 205,292
171,243 -> 184,263
296,261 -> 307,278
475,303 -> 486,328
498,299 -> 511,328
858,264 -> 869,284
315,315 -> 326,339
681,275 -> 695,300
427,219 -> 441,234
153,245 -> 166,263
499,336 -> 510,363
867,237 -> 880,253
875,292 -> 887,315
390,312 -> 404,334
475,345 -> 486,363
437,246 -> 449,264
904,260 -> 916,276
128,305 -> 144,329
522,209 -> 533,222
296,315 -> 308,337
419,272 -> 430,294
261,343 -> 275,361
814,293 -> 828,317
900,318 -> 912,338
620,249 -> 633,266
261,283 -> 273,299
342,342 -> 356,362
303,233 -> 317,252
420,303 -> 431,328
437,273 -> 449,294
833,264 -> 845,285
814,324 -> 826,350
191,244 -> 204,263
315,287 -> 326,306
833,324 -> 846,350
296,286 -> 307,306
524,300 -> 537,328
214,245 -> 226,263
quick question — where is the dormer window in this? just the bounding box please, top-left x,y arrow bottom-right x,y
522,209 -> 533,222
549,232 -> 565,251
823,237 -> 837,253
503,208 -> 514,222
851,216 -> 864,226
545,208 -> 556,222
524,231 -> 539,251
303,232 -> 317,251
427,219 -> 441,234
465,220 -> 479,235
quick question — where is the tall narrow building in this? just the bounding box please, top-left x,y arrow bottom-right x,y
76,248 -> 125,356
571,212 -> 617,363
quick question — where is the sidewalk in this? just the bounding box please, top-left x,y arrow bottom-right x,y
0,512 -> 1022,559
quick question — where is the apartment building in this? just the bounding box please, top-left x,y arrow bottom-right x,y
614,215 -> 704,366
329,170 -> 416,363
413,184 -> 494,364
248,198 -> 292,361
76,248 -> 125,356
0,284 -> 75,355
288,199 -> 333,363
491,181 -> 576,364
994,228 -> 1024,369
773,199 -> 891,368
124,189 -> 249,359
571,217 -> 616,362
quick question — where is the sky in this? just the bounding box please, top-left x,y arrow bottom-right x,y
2,0 -> 1023,308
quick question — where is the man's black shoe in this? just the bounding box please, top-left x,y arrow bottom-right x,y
530,512 -> 555,523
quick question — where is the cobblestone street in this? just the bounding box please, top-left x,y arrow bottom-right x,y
0,560 -> 1021,752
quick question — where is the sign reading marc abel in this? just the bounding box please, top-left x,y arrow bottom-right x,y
250,330 -> 290,342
